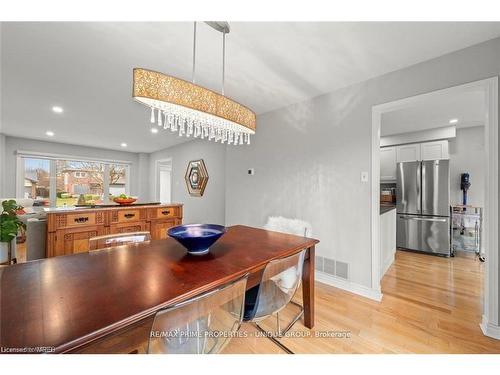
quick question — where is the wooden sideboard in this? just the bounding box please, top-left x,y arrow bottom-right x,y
45,204 -> 183,257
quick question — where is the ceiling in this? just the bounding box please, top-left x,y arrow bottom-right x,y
381,89 -> 486,136
1,22 -> 500,152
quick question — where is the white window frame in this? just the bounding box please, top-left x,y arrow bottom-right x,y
15,151 -> 131,206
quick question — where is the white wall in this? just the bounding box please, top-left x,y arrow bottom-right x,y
0,24 -> 4,197
2,136 -> 150,200
449,126 -> 486,208
225,36 -> 500,292
149,139 -> 226,225
0,134 -> 5,197
137,152 -> 150,199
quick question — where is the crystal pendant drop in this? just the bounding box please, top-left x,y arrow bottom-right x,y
169,115 -> 175,131
174,115 -> 179,132
163,112 -> 168,129
150,107 -> 155,123
157,109 -> 162,127
179,119 -> 185,136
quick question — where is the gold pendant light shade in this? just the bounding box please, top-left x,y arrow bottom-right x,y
133,68 -> 256,143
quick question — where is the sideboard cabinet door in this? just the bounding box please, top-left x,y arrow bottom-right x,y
150,219 -> 180,240
54,226 -> 107,257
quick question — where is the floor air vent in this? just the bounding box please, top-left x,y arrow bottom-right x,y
335,260 -> 349,280
315,255 -> 349,280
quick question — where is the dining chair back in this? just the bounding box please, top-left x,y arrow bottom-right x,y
148,274 -> 248,354
244,249 -> 306,322
264,216 -> 312,237
88,231 -> 151,251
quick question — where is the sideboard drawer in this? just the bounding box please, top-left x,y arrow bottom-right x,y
156,207 -> 178,218
65,212 -> 97,227
117,209 -> 141,223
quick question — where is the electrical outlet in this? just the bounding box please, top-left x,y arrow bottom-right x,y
361,171 -> 369,182
248,168 -> 255,175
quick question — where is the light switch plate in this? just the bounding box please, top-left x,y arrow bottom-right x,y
361,171 -> 369,182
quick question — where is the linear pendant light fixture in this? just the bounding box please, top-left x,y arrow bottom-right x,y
132,22 -> 256,145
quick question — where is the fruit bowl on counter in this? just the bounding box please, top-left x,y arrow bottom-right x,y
112,194 -> 138,205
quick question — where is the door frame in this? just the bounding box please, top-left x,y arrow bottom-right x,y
371,77 -> 499,339
154,158 -> 173,203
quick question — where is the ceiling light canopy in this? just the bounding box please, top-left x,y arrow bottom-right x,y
46,130 -> 55,137
52,106 -> 63,113
132,22 -> 256,145
449,118 -> 458,124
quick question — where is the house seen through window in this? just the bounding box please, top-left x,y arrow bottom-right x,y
19,156 -> 129,206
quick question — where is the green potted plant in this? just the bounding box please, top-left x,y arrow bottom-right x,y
0,200 -> 26,265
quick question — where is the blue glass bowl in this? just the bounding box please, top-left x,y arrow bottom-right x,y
167,224 -> 227,255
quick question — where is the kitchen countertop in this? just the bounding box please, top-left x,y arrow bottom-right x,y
43,202 -> 183,213
380,204 -> 396,215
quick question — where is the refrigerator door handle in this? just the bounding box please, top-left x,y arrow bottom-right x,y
416,162 -> 421,213
399,215 -> 447,223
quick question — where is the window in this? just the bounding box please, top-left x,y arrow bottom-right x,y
22,158 -> 51,206
109,163 -> 128,197
17,154 -> 130,207
56,160 -> 105,206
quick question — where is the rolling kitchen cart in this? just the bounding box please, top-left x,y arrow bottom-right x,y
451,205 -> 484,261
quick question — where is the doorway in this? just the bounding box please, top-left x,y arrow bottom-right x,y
155,158 -> 172,203
371,77 -> 499,339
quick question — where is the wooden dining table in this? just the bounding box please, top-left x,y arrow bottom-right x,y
0,225 -> 318,354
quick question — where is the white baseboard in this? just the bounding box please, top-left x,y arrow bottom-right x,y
480,315 -> 500,340
380,253 -> 395,280
315,271 -> 383,302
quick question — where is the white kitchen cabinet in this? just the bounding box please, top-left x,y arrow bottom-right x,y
396,144 -> 421,162
420,140 -> 449,160
380,147 -> 397,181
382,141 -> 449,180
395,140 -> 449,162
380,208 -> 396,279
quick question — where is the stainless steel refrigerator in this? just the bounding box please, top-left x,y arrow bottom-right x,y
396,159 -> 451,256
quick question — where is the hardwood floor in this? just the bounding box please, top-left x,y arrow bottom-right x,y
223,250 -> 500,354
15,241 -> 27,263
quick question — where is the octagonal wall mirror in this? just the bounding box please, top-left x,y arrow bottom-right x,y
185,159 -> 209,197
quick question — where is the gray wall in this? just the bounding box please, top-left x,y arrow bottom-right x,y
225,36 -> 500,290
149,139 -> 226,225
2,136 -> 150,200
0,25 -> 3,197
449,127 -> 486,208
137,152 -> 151,200
0,134 -> 5,197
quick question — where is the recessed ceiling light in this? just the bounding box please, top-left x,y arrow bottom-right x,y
52,106 -> 64,114
151,127 -> 159,134
46,131 -> 55,137
120,142 -> 127,147
449,118 -> 458,124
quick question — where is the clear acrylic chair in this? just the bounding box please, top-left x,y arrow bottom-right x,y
243,249 -> 306,354
88,231 -> 151,251
148,274 -> 248,354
